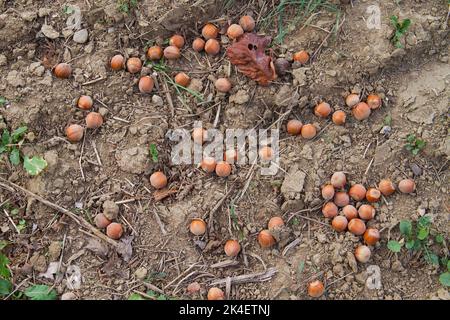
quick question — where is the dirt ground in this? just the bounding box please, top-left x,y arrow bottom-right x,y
0,0 -> 449,300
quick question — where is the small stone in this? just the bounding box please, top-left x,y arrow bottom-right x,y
299,144 -> 313,160
62,29 -> 74,38
129,127 -> 138,135
316,232 -> 327,244
48,241 -> 61,261
98,107 -> 109,117
333,264 -> 344,277
280,165 -> 306,199
410,163 -> 422,176
61,292 -> 77,300
21,11 -> 37,22
102,200 -> 119,220
391,260 -> 404,272
0,54 -> 7,66
41,24 -> 60,39
292,68 -> 307,86
73,29 -> 88,44
29,254 -> 47,273
134,267 -> 148,280
437,288 -> 450,300
187,78 -> 203,93
6,70 -> 25,87
38,8 -> 52,17
152,95 -> 164,107
229,90 -> 250,105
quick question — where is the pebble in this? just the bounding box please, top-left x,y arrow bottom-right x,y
41,24 -> 60,39
38,8 -> 52,17
410,163 -> 422,176
229,90 -> 250,105
152,95 -> 164,107
73,29 -> 88,43
134,267 -> 148,280
61,292 -> 77,300
102,200 -> 119,220
48,241 -> 62,261
0,54 -> 7,66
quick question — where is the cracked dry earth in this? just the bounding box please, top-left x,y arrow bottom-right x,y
0,0 -> 449,300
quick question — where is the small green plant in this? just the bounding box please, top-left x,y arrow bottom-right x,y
0,127 -> 48,175
63,5 -> 75,14
0,242 -> 11,297
149,144 -> 159,163
117,0 -> 138,14
387,216 -> 449,287
24,285 -> 57,300
405,134 -> 426,155
383,114 -> 392,126
0,96 -> 7,107
390,15 -> 411,48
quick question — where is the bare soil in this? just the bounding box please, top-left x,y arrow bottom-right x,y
0,0 -> 449,300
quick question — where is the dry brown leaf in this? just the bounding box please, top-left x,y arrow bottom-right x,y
226,33 -> 277,85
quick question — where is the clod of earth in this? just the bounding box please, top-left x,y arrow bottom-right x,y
226,33 -> 277,86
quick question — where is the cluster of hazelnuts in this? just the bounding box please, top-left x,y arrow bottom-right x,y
285,92 -> 383,141
51,63 -> 105,143
186,215 -> 284,300
304,172 -> 416,298
93,200 -> 124,240
106,15 -> 261,97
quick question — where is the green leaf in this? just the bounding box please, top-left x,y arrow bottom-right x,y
1,130 -> 10,146
405,240 -> 415,250
406,134 -> 415,143
439,272 -> 450,287
149,144 -> 158,163
383,115 -> 392,126
424,252 -> 439,266
390,15 -> 399,26
9,148 -> 20,165
417,228 -> 429,240
0,240 -> 9,250
11,126 -> 27,143
412,148 -> 419,155
412,239 -> 422,251
0,96 -> 7,107
399,220 -> 412,236
387,240 -> 402,253
400,19 -> 411,32
447,260 -> 450,272
435,234 -> 444,244
24,285 -> 57,300
63,5 -> 75,14
0,253 -> 11,279
0,279 -> 12,296
128,293 -> 145,300
23,156 -> 47,176
416,139 -> 426,149
418,216 -> 431,228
